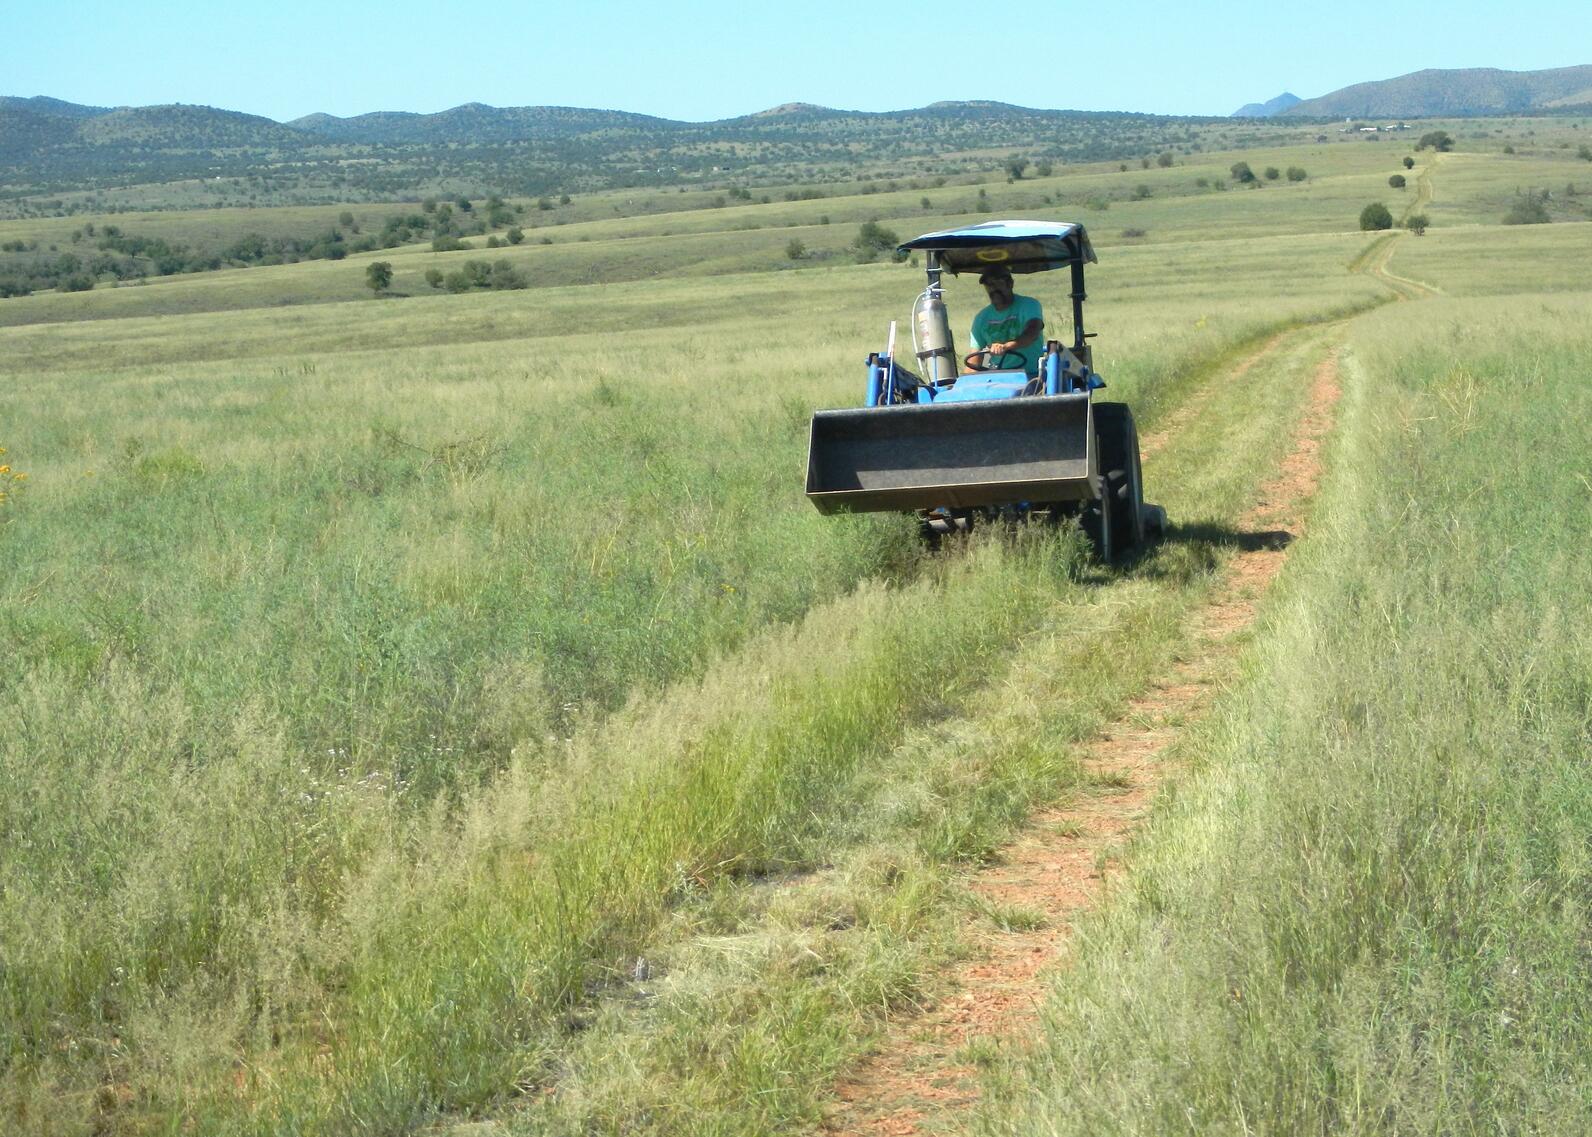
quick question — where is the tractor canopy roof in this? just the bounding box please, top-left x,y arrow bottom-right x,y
897,220 -> 1096,275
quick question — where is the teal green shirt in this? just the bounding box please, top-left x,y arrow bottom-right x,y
971,294 -> 1044,376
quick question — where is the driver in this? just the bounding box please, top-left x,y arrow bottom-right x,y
971,267 -> 1043,377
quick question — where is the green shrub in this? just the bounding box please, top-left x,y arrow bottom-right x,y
851,220 -> 903,263
1502,190 -> 1551,225
1359,202 -> 1393,230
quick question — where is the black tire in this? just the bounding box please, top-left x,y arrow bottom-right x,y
1092,402 -> 1145,559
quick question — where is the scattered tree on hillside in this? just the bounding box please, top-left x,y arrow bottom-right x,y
1388,174 -> 1407,189
1403,156 -> 1415,169
365,261 -> 393,294
1359,202 -> 1393,231
1264,166 -> 1280,181
1157,151 -> 1174,167
852,220 -> 904,263
1405,213 -> 1430,236
1416,130 -> 1454,152
424,268 -> 443,288
486,196 -> 514,226
441,258 -> 528,292
1230,161 -> 1256,184
1035,161 -> 1054,177
1579,144 -> 1592,161
785,238 -> 805,260
1286,166 -> 1307,181
1006,155 -> 1029,180
506,226 -> 525,245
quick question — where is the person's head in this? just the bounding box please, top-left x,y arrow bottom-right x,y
979,267 -> 1014,309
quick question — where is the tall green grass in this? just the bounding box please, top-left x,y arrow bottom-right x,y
0,226 -> 1377,1131
986,295 -> 1592,1134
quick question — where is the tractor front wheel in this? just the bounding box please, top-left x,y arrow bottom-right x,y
1091,402 -> 1146,560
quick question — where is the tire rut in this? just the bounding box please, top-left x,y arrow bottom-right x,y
821,343 -> 1347,1137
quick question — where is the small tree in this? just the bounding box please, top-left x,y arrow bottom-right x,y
365,261 -> 393,294
785,238 -> 805,260
1157,151 -> 1174,168
1359,202 -> 1393,231
490,259 -> 527,289
424,268 -> 443,288
1403,156 -> 1415,169
1132,183 -> 1152,200
1264,166 -> 1280,181
1005,155 -> 1029,180
1230,161 -> 1256,184
851,220 -> 903,263
1035,160 -> 1054,177
1286,166 -> 1307,182
1416,130 -> 1454,152
1578,144 -> 1592,161
1388,174 -> 1407,189
1404,214 -> 1430,236
506,226 -> 525,245
1502,190 -> 1551,225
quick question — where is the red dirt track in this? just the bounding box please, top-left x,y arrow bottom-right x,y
823,348 -> 1344,1136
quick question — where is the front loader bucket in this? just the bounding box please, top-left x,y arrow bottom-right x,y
806,394 -> 1095,514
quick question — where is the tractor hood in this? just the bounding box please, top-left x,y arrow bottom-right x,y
897,220 -> 1096,275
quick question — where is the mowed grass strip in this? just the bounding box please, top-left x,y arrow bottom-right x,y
419,327 -> 1346,1136
983,295 -> 1592,1134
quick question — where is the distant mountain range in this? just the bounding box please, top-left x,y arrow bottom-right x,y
1232,93 -> 1301,118
1285,66 -> 1592,117
0,95 -> 1193,158
6,66 -> 1591,204
0,96 -> 1220,202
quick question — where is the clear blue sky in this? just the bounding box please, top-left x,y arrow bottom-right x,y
6,0 -> 1589,122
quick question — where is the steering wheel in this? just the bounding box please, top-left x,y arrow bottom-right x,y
963,348 -> 1031,373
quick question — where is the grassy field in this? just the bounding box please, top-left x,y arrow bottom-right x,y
982,294 -> 1592,1136
2,127 -> 1589,1134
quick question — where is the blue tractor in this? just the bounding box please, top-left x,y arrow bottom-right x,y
804,220 -> 1164,558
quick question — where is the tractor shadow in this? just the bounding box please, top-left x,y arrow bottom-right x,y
1120,521 -> 1295,581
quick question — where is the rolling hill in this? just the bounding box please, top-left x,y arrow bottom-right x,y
1285,65 -> 1592,117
